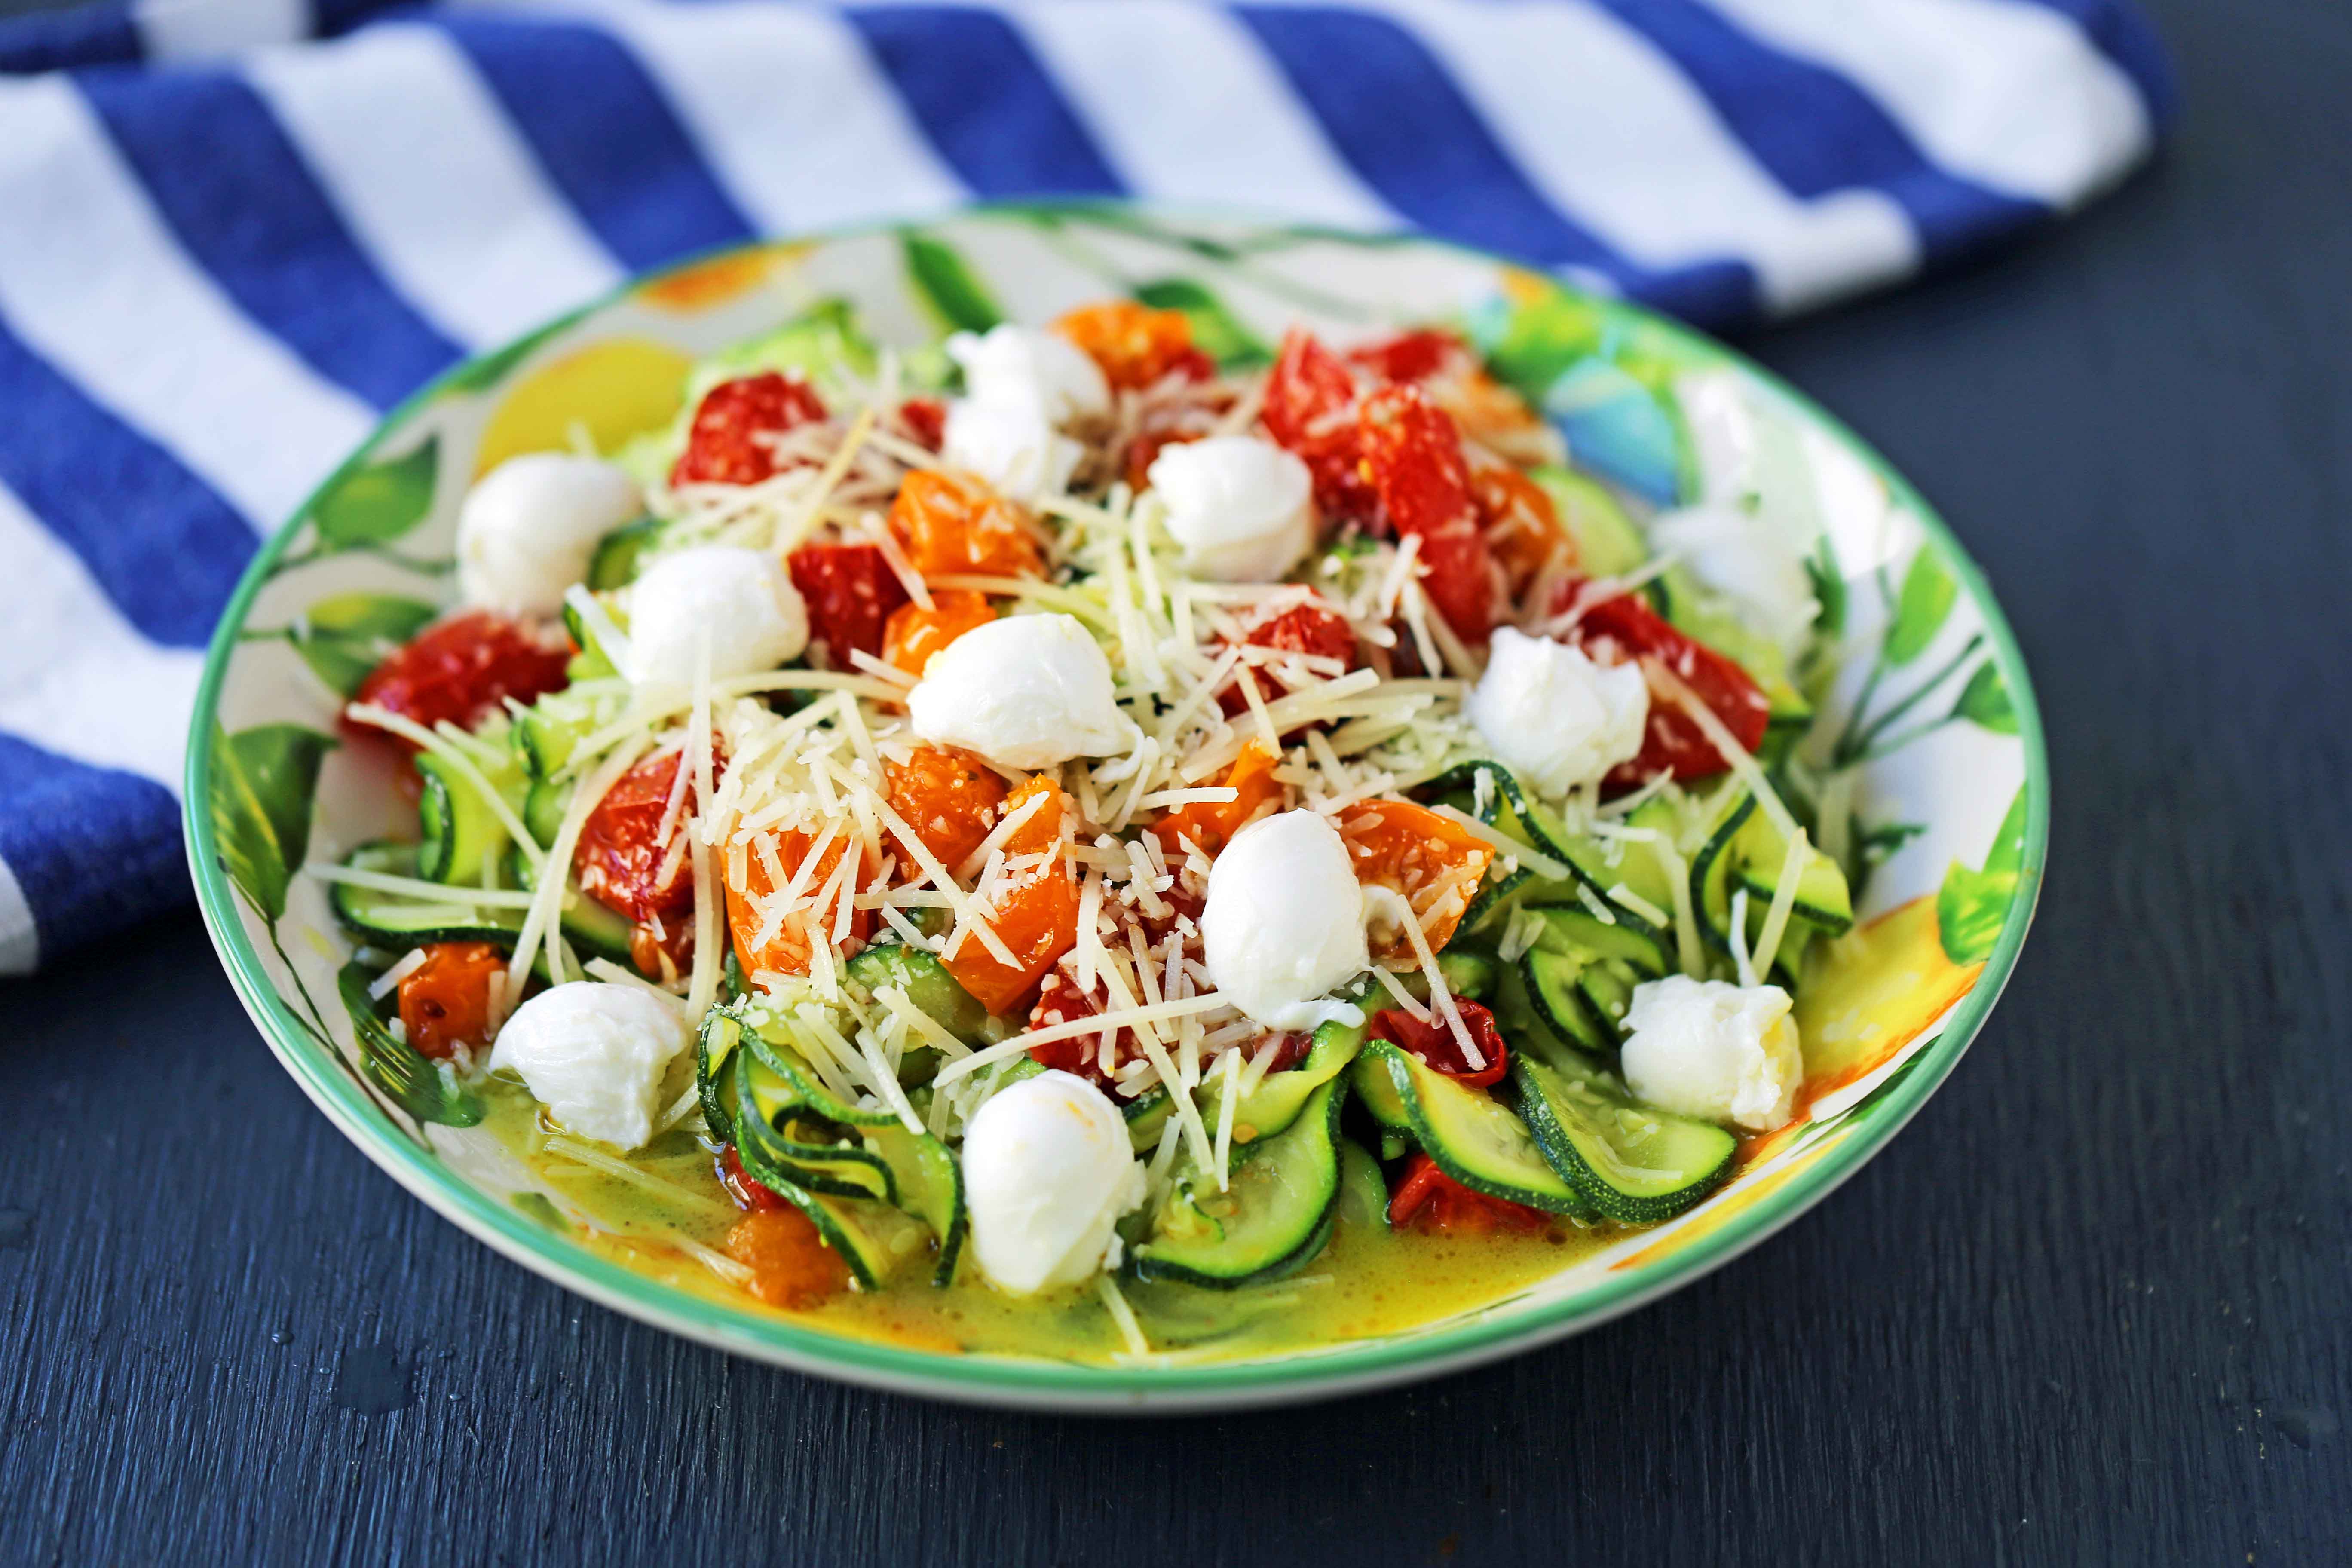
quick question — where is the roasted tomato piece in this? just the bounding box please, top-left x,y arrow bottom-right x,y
1368,998 -> 1509,1087
1026,962 -> 1138,1089
349,610 -> 570,750
883,745 -> 1008,873
395,941 -> 507,1060
1470,462 -> 1574,601
897,395 -> 947,452
720,1145 -> 789,1212
941,776 -> 1080,1015
628,917 -> 695,984
575,748 -> 699,924
1150,741 -> 1283,859
1387,1152 -> 1550,1233
881,589 -> 996,677
1346,327 -> 1474,386
1054,299 -> 1213,391
671,371 -> 828,487
787,542 -> 912,669
1218,597 -> 1357,717
724,1207 -> 852,1308
1338,798 -> 1494,962
1262,327 -> 1373,520
1122,423 -> 1201,493
723,827 -> 871,980
1358,384 -> 1494,640
887,469 -> 1045,579
1564,584 -> 1771,785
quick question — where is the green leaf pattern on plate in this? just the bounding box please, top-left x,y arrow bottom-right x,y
1883,547 -> 1957,667
310,434 -> 438,551
1950,659 -> 2018,734
1130,277 -> 1271,368
1937,785 -> 2029,965
335,961 -> 486,1128
901,231 -> 1003,335
282,592 -> 438,696
210,723 -> 335,923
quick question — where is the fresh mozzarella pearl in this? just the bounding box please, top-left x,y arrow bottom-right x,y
488,982 -> 688,1151
907,612 -> 1126,769
962,1070 -> 1147,1295
623,544 -> 808,687
1201,809 -> 1371,1033
1619,974 -> 1801,1132
1466,626 -> 1649,799
456,453 -> 642,617
1647,504 -> 1820,661
1146,436 -> 1315,582
947,325 -> 1111,425
941,395 -> 1084,505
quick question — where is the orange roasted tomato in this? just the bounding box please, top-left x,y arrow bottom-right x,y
1337,798 -> 1495,962
1150,741 -> 1283,859
881,589 -> 997,677
723,828 -> 871,979
883,745 -> 1008,873
395,941 -> 507,1060
1053,299 -> 1213,391
887,469 -> 1044,579
1470,461 -> 1574,602
940,776 -> 1081,1016
724,1207 -> 852,1308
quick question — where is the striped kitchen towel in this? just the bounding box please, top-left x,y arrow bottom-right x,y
0,0 -> 2171,974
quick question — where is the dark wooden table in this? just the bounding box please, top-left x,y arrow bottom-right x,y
6,3 -> 2349,1561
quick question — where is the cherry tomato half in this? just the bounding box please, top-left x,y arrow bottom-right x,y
787,542 -> 912,669
1387,1152 -> 1552,1234
671,372 -> 828,487
1563,584 -> 1770,786
1262,327 -> 1373,521
349,610 -> 570,752
575,748 -> 701,924
1367,997 -> 1510,1087
395,940 -> 507,1060
1358,384 -> 1494,641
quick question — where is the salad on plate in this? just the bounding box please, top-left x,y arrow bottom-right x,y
322,294 -> 1857,1364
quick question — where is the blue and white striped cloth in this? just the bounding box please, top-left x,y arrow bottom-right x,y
0,0 -> 2170,974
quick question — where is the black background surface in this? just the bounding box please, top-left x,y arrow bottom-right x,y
5,2 -> 2349,1561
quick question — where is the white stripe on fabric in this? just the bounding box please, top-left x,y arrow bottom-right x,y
0,852 -> 34,977
1007,0 -> 1395,233
1700,0 -> 2151,206
0,77 -> 375,530
576,0 -> 965,234
1359,0 -> 1915,315
0,481 -> 203,794
245,24 -> 625,350
135,0 -> 307,62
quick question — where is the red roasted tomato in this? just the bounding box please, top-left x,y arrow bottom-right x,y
1261,327 -> 1372,520
787,542 -> 912,669
1218,597 -> 1358,718
1387,1153 -> 1552,1234
1560,583 -> 1771,786
670,372 -> 828,487
349,610 -> 569,752
1367,998 -> 1510,1087
1358,384 -> 1495,641
897,395 -> 947,452
573,748 -> 702,924
1346,327 -> 1474,386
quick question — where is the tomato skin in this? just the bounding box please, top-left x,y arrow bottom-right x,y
1262,328 -> 1373,520
1054,299 -> 1212,391
395,941 -> 507,1060
1347,327 -> 1473,386
723,830 -> 870,980
725,1207 -> 852,1308
671,372 -> 828,487
883,745 -> 1008,872
1358,384 -> 1494,641
897,396 -> 947,452
787,542 -> 912,669
1562,584 -> 1771,785
1336,798 -> 1494,961
350,611 -> 570,751
1470,462 -> 1574,599
574,749 -> 699,924
1217,598 -> 1357,718
940,776 -> 1081,1016
888,469 -> 1045,579
1367,998 -> 1510,1087
881,589 -> 996,677
1387,1152 -> 1551,1233
1150,741 -> 1283,859
720,1145 -> 789,1212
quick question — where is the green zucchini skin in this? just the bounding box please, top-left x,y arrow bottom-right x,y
1128,1079 -> 1345,1290
328,842 -> 635,967
413,745 -> 524,887
1351,1040 -> 1593,1219
1510,1051 -> 1736,1225
585,514 -> 662,591
843,940 -> 996,1046
1200,1018 -> 1364,1146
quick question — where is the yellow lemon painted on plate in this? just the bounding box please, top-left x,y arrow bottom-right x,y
1796,894 -> 1984,1102
473,338 -> 693,476
637,242 -> 812,313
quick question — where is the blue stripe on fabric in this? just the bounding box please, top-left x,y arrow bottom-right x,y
845,5 -> 1122,197
0,735 -> 184,959
0,0 -> 140,74
1594,0 -> 2044,257
1231,4 -> 1756,324
75,67 -> 461,412
443,15 -> 755,273
0,319 -> 253,649
2009,0 -> 2179,125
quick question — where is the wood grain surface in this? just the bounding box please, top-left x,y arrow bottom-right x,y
4,3 -> 2348,1561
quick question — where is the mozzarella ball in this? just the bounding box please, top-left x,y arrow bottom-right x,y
488,982 -> 688,1151
962,1069 -> 1147,1295
947,324 -> 1110,425
1466,626 -> 1649,799
1202,809 -> 1371,1033
623,544 -> 808,688
942,394 -> 1084,505
1646,505 -> 1819,662
1620,974 -> 1802,1132
1146,436 -> 1315,582
907,612 -> 1126,769
456,453 -> 642,617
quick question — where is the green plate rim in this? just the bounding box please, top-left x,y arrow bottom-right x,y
183,201 -> 2049,1410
